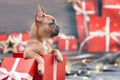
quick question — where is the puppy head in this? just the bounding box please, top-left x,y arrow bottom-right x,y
33,4 -> 60,39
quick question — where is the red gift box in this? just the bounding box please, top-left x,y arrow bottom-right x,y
34,54 -> 66,80
58,39 -> 78,51
13,53 -> 66,80
102,0 -> 120,18
0,57 -> 37,80
80,17 -> 120,52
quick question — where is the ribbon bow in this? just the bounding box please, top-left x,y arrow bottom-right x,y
0,67 -> 21,80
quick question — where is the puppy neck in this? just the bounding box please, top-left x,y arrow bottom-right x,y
29,22 -> 46,43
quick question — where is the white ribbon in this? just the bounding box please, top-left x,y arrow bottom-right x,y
103,5 -> 120,9
79,17 -> 120,52
65,39 -> 69,51
105,17 -> 110,52
0,58 -> 33,80
53,56 -> 57,80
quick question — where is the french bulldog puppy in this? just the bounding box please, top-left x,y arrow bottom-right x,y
24,4 -> 63,75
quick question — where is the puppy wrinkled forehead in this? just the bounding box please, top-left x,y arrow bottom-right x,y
45,15 -> 56,22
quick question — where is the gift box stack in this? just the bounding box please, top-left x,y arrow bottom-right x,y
0,52 -> 66,80
74,0 -> 120,53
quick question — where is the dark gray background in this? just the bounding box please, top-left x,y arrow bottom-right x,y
0,0 -> 78,37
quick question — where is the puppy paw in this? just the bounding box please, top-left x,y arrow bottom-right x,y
37,63 -> 44,75
55,54 -> 63,63
52,49 -> 63,63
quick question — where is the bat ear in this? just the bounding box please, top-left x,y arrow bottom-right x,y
36,4 -> 45,22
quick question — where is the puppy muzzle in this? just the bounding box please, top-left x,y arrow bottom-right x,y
50,25 -> 60,38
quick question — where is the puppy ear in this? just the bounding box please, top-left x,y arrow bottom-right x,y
36,4 -> 45,22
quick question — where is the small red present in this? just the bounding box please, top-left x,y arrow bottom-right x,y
0,57 -> 37,80
80,17 -> 120,53
13,53 -> 66,80
22,33 -> 29,41
102,0 -> 120,18
58,39 -> 78,51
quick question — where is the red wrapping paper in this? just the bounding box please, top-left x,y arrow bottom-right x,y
22,33 -> 29,41
76,14 -> 96,43
0,34 -> 7,41
0,57 -> 37,80
58,39 -> 78,51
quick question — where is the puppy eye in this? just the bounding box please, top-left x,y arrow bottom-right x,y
49,22 -> 55,27
42,14 -> 45,17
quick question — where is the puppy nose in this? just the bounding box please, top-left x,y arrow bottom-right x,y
50,25 -> 60,38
